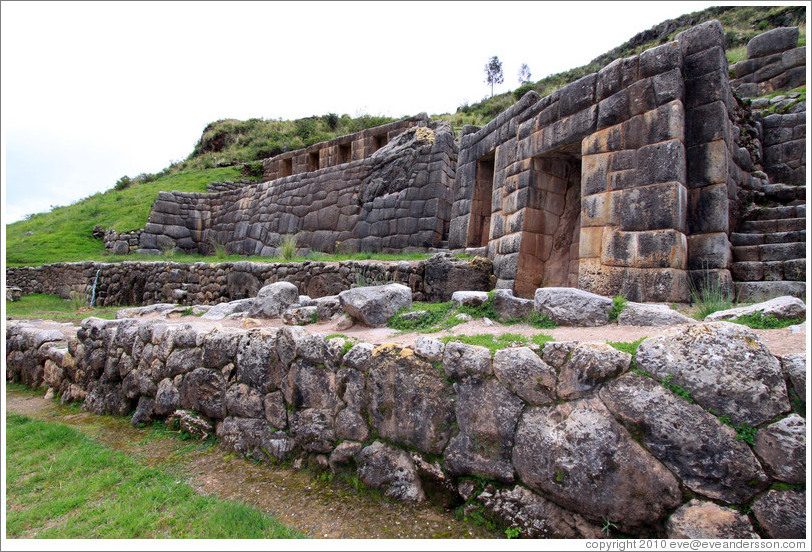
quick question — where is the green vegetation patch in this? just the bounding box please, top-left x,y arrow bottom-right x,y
6,294 -> 122,323
730,312 -> 804,329
5,414 -> 305,539
439,332 -> 554,355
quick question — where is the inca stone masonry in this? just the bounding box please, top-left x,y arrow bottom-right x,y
21,21 -> 811,304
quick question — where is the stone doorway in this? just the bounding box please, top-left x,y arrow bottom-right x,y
467,153 -> 495,247
515,146 -> 582,297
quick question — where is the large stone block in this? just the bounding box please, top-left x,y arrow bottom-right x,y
619,181 -> 686,232
747,27 -> 799,58
634,139 -> 686,187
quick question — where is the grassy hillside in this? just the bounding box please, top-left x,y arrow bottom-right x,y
5,4 -> 806,267
6,167 -> 242,266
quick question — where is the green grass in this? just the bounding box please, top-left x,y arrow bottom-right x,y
730,312 -> 804,329
439,332 -> 554,355
5,414 -> 305,539
6,167 -> 243,266
6,294 -> 122,322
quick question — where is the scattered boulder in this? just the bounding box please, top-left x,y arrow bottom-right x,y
492,347 -> 556,405
781,353 -> 806,407
512,398 -> 681,532
314,295 -> 342,321
246,281 -> 299,319
450,291 -> 489,307
534,287 -> 612,326
491,289 -> 534,322
422,253 -> 494,302
476,485 -> 603,539
338,283 -> 412,327
635,322 -> 790,426
545,342 -> 630,400
705,296 -> 806,322
282,305 -> 317,326
357,441 -> 425,502
753,414 -> 806,484
116,303 -> 178,319
600,373 -> 769,503
414,336 -> 444,363
751,489 -> 806,539
617,302 -> 695,326
666,500 -> 759,539
201,298 -> 255,320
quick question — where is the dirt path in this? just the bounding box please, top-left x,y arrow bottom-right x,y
5,389 -> 497,540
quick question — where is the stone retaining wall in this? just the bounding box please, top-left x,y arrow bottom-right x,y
5,255 -> 493,306
6,319 -> 805,539
138,121 -> 455,256
730,27 -> 805,98
761,111 -> 806,185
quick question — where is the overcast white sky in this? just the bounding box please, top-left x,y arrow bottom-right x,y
2,0 -> 745,224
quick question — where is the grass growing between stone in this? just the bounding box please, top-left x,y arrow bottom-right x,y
5,294 -> 122,323
439,333 -> 554,355
5,414 -> 305,539
730,312 -> 805,329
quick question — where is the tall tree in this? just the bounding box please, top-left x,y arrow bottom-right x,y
484,56 -> 504,98
518,63 -> 532,85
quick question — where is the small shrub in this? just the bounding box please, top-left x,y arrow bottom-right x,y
513,83 -> 534,100
608,294 -> 627,322
114,175 -> 132,190
278,233 -> 299,260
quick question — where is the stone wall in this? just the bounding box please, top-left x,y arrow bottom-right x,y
761,112 -> 806,185
139,122 -> 455,256
730,27 -> 805,98
6,319 -> 805,539
5,254 -> 493,307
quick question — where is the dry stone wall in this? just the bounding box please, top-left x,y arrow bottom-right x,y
761,112 -> 806,185
730,26 -> 805,98
6,319 -> 805,539
139,121 -> 455,256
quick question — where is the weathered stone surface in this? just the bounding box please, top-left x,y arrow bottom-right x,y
334,407 -> 369,441
492,347 -> 556,405
130,396 -> 155,426
546,342 -> 631,400
366,345 -> 454,455
422,254 -> 494,302
165,347 -> 202,378
476,485 -> 603,539
200,327 -> 241,368
414,336 -> 444,363
444,378 -> 523,482
705,295 -> 806,322
282,306 -> 318,326
747,26 -> 799,58
235,329 -> 283,394
491,289 -> 534,321
329,440 -> 363,471
225,383 -> 264,419
153,378 -> 179,417
512,398 -> 681,532
167,409 -> 213,439
201,298 -> 255,320
534,287 -> 612,326
450,290 -> 489,307
314,295 -> 342,321
666,500 -> 759,539
116,303 -> 178,319
600,373 -> 769,503
295,333 -> 343,371
263,390 -> 287,429
753,414 -> 806,484
179,368 -> 226,419
617,302 -> 695,326
781,353 -> 806,407
751,489 -> 806,539
635,322 -> 790,426
83,378 -> 131,417
442,341 -> 492,379
341,342 -> 374,371
281,359 -> 339,411
287,408 -> 335,453
246,281 -> 299,319
357,441 -> 425,502
217,416 -> 293,461
338,283 -> 412,327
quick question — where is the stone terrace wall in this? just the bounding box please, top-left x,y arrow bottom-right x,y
5,254 -> 493,307
261,115 -> 429,181
761,112 -> 806,185
139,123 -> 455,256
730,27 -> 805,98
6,319 -> 805,539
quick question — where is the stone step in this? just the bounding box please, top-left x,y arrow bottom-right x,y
732,242 -> 806,262
734,281 -> 806,303
730,230 -> 806,246
738,218 -> 806,233
747,205 -> 805,221
731,259 -> 806,282
759,183 -> 806,205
